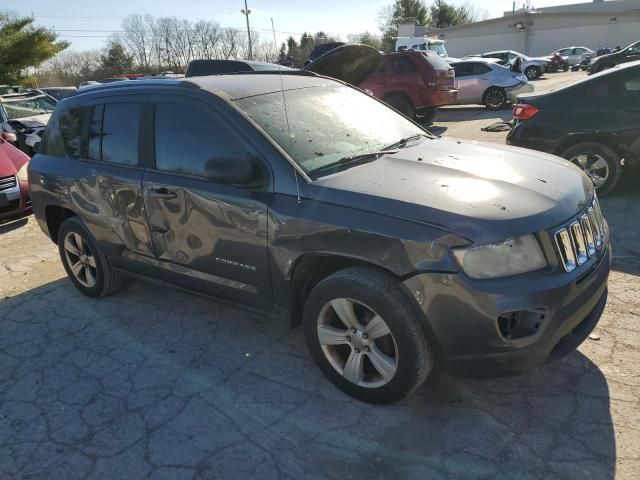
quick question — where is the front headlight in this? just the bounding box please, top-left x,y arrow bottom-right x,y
17,162 -> 29,182
453,234 -> 547,279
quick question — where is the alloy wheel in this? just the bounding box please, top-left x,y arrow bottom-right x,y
486,89 -> 506,109
63,232 -> 98,288
570,153 -> 610,188
317,298 -> 399,388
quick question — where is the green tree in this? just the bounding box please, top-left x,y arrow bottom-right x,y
429,0 -> 474,28
99,41 -> 134,76
0,13 -> 68,84
379,0 -> 429,51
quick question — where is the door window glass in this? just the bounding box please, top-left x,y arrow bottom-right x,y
471,63 -> 491,75
155,102 -> 245,176
391,57 -> 418,74
55,107 -> 91,158
101,103 -> 140,165
452,63 -> 472,77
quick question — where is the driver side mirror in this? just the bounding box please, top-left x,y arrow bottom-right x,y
204,153 -> 264,188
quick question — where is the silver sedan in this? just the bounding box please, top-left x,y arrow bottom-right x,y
450,59 -> 534,110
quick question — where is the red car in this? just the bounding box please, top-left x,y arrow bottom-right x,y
304,44 -> 457,122
0,138 -> 31,221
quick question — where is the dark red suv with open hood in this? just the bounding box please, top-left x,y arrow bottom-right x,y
304,44 -> 457,122
0,138 -> 31,220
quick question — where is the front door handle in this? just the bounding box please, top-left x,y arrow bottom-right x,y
149,187 -> 177,199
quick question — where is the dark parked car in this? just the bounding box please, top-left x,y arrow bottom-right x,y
185,59 -> 293,77
29,73 -> 610,403
0,138 -> 31,221
507,61 -> 640,195
588,40 -> 640,74
304,44 -> 457,122
0,91 -> 57,156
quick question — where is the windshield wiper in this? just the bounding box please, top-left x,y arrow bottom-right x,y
382,133 -> 430,151
311,149 -> 399,176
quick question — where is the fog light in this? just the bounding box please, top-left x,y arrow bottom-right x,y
497,309 -> 546,340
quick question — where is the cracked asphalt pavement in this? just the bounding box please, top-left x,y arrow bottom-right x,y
1,72 -> 639,479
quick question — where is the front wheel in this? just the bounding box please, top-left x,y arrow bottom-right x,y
58,217 -> 124,297
419,106 -> 438,123
483,87 -> 507,110
303,267 -> 434,404
562,142 -> 622,196
525,66 -> 540,80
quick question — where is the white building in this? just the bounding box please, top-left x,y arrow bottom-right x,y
397,0 -> 640,57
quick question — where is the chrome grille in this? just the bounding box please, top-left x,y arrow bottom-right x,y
555,198 -> 606,273
0,175 -> 17,192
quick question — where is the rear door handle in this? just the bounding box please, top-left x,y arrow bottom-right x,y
149,187 -> 177,199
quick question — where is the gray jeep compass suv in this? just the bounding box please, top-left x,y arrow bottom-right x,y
28,73 -> 610,404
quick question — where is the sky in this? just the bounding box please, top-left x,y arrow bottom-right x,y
5,0 -> 574,51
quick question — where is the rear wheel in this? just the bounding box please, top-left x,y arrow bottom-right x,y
303,267 -> 434,404
562,142 -> 622,196
419,106 -> 438,123
384,95 -> 415,120
483,87 -> 507,110
58,217 -> 124,297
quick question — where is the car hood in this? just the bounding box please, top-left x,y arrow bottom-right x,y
0,139 -> 29,176
311,138 -> 593,243
303,44 -> 382,86
8,113 -> 51,129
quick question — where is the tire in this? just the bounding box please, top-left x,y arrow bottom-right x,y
562,142 -> 622,196
57,217 -> 124,297
384,94 -> 415,120
419,106 -> 438,123
483,87 -> 507,110
303,267 -> 434,404
525,66 -> 540,80
562,63 -> 569,72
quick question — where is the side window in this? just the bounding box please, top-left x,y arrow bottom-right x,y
46,107 -> 92,159
101,103 -> 140,166
471,63 -> 491,75
453,63 -> 471,78
391,57 -> 418,74
154,102 -> 245,177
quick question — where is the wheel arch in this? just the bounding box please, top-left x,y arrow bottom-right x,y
45,205 -> 77,244
383,91 -> 415,110
288,253 -> 401,329
554,134 -> 627,159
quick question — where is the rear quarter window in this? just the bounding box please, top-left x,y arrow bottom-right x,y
44,106 -> 92,159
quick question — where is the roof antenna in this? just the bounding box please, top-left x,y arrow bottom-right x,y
271,17 -> 301,205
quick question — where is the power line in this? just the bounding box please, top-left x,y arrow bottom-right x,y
32,11 -> 237,19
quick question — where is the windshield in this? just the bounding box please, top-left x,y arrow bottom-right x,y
234,85 -> 426,177
428,42 -> 448,57
2,96 -> 57,119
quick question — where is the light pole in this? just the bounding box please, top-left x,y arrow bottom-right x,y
241,0 -> 253,60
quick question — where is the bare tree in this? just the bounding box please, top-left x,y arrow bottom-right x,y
121,14 -> 155,70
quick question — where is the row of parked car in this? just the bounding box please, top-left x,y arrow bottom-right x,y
1,40 -> 638,224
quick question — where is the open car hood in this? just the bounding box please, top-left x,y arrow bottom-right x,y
303,44 -> 382,86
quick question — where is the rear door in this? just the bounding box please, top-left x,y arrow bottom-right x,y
46,99 -> 154,262
141,96 -> 273,305
387,55 -> 422,97
608,67 -> 640,160
453,62 -> 489,104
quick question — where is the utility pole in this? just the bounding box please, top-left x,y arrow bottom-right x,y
241,0 -> 253,60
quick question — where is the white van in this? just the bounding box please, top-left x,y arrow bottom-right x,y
395,37 -> 458,62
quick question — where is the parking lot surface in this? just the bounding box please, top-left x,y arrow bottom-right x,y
1,71 -> 639,479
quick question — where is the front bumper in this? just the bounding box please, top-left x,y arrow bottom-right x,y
506,82 -> 534,103
0,177 -> 31,220
402,244 -> 610,377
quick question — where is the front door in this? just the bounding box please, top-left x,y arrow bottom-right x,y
142,97 -> 272,305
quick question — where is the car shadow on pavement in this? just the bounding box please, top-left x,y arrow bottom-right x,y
600,182 -> 640,277
0,217 -> 29,235
0,277 -> 616,479
435,106 -> 513,123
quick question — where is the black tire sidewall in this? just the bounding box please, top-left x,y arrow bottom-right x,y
58,217 -> 107,297
303,268 -> 432,404
562,142 -> 622,195
385,95 -> 414,119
